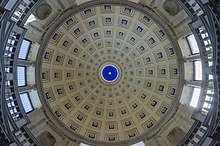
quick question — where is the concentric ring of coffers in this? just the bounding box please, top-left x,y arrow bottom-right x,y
37,1 -> 184,145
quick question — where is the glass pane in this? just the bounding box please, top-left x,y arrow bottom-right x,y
17,66 -> 26,86
190,88 -> 201,107
203,102 -> 211,109
18,39 -> 31,59
20,93 -> 33,113
187,34 -> 199,54
194,61 -> 202,80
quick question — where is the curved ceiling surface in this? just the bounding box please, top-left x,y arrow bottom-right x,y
37,1 -> 184,145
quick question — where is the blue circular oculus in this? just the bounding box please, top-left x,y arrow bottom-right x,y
101,65 -> 119,82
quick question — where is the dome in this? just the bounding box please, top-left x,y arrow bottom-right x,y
0,0 -> 219,146
36,1 -> 184,145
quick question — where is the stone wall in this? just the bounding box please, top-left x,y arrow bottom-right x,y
27,108 -> 79,146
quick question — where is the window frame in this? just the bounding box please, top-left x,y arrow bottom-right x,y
186,34 -> 200,55
18,39 -> 31,60
17,66 -> 27,87
190,87 -> 201,108
19,92 -> 34,114
193,60 -> 202,81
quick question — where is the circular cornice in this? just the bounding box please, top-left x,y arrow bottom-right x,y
36,0 -> 184,145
